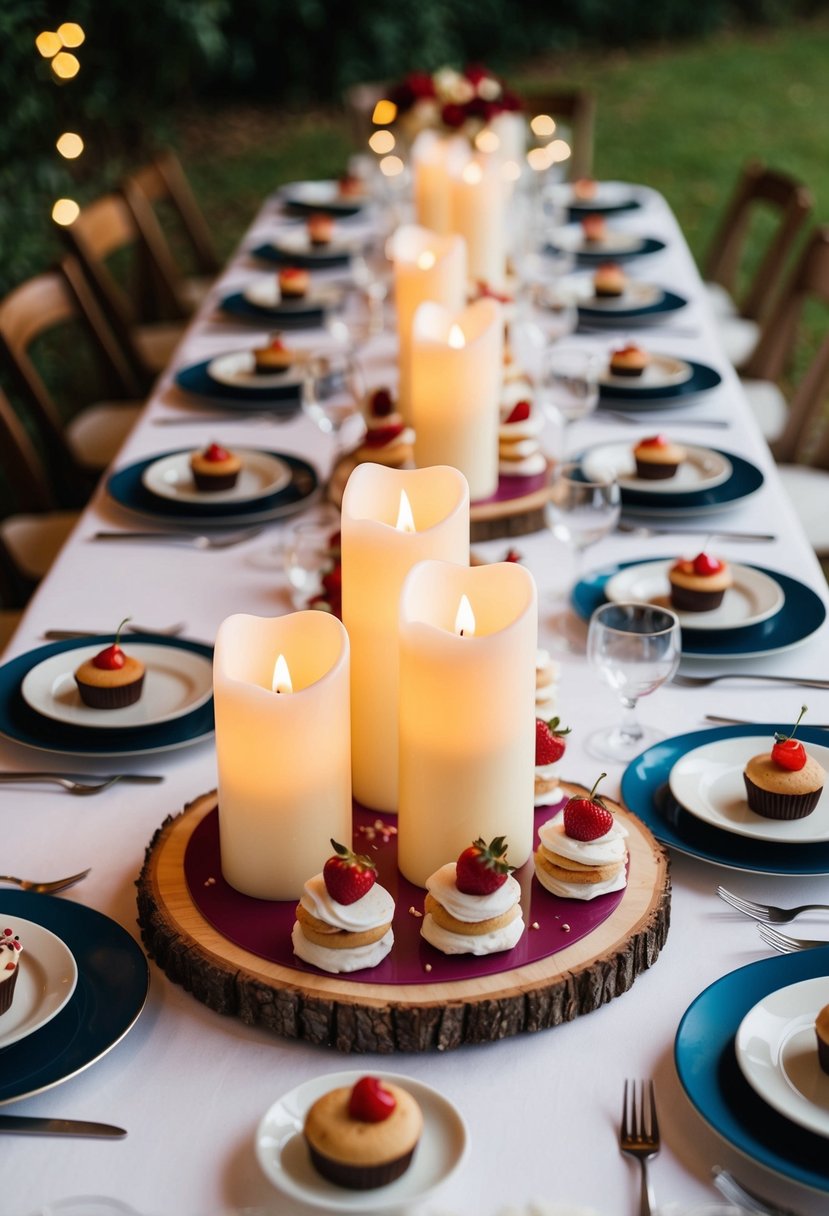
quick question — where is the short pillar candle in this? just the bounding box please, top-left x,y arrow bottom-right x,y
214,611 -> 351,901
397,559 -> 538,887
411,130 -> 468,234
341,463 -> 470,814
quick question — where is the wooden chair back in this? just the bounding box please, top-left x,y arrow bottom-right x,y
123,149 -> 219,277
0,386 -> 56,514
522,89 -> 596,181
704,161 -> 812,321
771,329 -> 829,466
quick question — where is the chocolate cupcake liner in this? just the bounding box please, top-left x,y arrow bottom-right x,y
817,1032 -> 829,1076
669,584 -> 726,613
0,964 -> 20,1015
307,1143 -> 416,1190
610,366 -> 645,377
191,470 -> 240,492
76,673 -> 145,710
743,774 -> 823,820
634,460 -> 679,480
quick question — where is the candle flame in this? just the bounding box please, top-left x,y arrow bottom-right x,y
462,161 -> 484,185
417,249 -> 436,270
455,594 -> 476,637
272,653 -> 293,694
448,324 -> 466,350
395,489 -> 416,533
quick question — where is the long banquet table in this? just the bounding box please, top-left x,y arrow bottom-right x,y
3,177 -> 829,1216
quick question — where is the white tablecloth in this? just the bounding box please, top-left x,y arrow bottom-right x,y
4,183 -> 829,1216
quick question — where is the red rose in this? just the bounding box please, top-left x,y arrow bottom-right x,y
441,102 -> 467,128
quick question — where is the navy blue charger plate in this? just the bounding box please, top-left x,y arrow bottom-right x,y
175,358 -> 302,408
600,358 -> 722,402
548,237 -> 667,265
567,197 -> 642,221
573,450 -> 764,516
621,724 -> 829,874
251,241 -> 351,270
219,291 -> 328,329
578,288 -> 687,323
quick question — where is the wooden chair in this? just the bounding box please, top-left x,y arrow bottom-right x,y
59,192 -> 188,388
121,148 -> 220,316
703,161 -> 812,367
522,88 -> 596,181
0,256 -> 144,499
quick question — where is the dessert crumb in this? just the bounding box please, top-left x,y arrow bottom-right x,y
424,963 -> 433,973
562,923 -> 571,933
408,905 -> 423,918
531,921 -> 540,930
204,877 -> 216,887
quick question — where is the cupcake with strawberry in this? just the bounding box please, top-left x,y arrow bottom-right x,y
73,618 -> 146,710
499,392 -> 546,478
535,716 -> 570,807
421,836 -> 525,956
0,927 -> 23,1016
668,550 -> 733,612
307,212 -> 334,246
633,434 -> 686,481
278,266 -> 310,299
292,839 -> 395,973
534,775 -> 628,900
190,441 -> 241,492
743,706 -> 825,820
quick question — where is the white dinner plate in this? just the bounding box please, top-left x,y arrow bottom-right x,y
736,976 -> 829,1139
269,228 -> 362,260
206,349 -> 307,391
551,226 -> 645,257
604,559 -> 784,631
572,279 -> 664,310
20,642 -> 214,731
243,278 -> 343,312
600,353 -> 692,389
668,736 -> 829,843
0,918 -> 77,1050
141,448 -> 292,506
552,181 -> 646,211
256,1070 -> 468,1212
582,442 -> 732,494
280,179 -> 368,210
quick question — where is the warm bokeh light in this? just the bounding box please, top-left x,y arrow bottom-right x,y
501,160 -> 521,182
448,324 -> 466,350
530,114 -> 556,138
461,161 -> 484,185
527,145 -> 555,172
549,139 -> 572,163
475,129 -> 500,154
416,250 -> 436,270
52,198 -> 80,226
52,51 -> 80,79
57,22 -> 85,47
56,132 -> 84,159
379,154 -> 404,177
35,30 -> 61,58
368,129 -> 395,154
372,99 -> 397,126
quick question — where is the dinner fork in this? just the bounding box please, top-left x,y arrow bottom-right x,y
0,868 -> 90,894
619,1079 -> 660,1216
718,886 -> 829,923
92,527 -> 264,550
597,409 -> 731,429
671,673 -> 829,690
44,622 -> 186,641
0,773 -> 164,795
756,923 -> 829,953
618,522 -> 776,542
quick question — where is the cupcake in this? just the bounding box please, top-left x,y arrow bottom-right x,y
633,434 -> 687,480
498,395 -> 546,477
816,1003 -> 829,1074
535,648 -> 561,719
253,335 -> 294,374
354,387 -> 415,468
292,840 -> 395,973
581,214 -> 607,245
743,707 -> 825,821
0,927 -> 22,1016
593,262 -> 627,298
338,173 -> 366,200
668,551 -> 732,612
534,775 -> 628,901
190,442 -> 242,492
421,837 -> 525,956
304,1076 -> 423,1190
307,212 -> 334,246
573,178 -> 598,202
609,343 -> 650,378
74,619 -> 146,710
535,717 -> 570,807
278,266 -> 310,298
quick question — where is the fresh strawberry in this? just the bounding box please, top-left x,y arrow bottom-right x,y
92,617 -> 131,670
639,434 -> 668,448
368,387 -> 394,417
692,551 -> 724,576
348,1077 -> 396,1122
505,399 -> 531,424
364,423 -> 404,447
321,563 -> 342,596
504,547 -> 522,563
772,705 -> 809,772
535,717 -> 571,765
204,442 -> 231,463
455,835 -> 512,895
323,839 -> 377,904
563,774 -> 614,841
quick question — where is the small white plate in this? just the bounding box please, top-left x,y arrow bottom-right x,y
0,918 -> 77,1050
269,229 -> 362,260
736,976 -> 829,1139
256,1070 -> 468,1212
552,226 -> 645,257
601,354 -> 692,389
280,179 -> 367,210
669,736 -> 829,843
243,278 -> 343,312
142,448 -> 291,506
582,442 -> 732,494
21,642 -> 214,731
605,559 -> 784,630
575,280 -> 663,310
207,349 -> 307,391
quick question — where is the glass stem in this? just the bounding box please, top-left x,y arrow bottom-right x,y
617,697 -> 643,745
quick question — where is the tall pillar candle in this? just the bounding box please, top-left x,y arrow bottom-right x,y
391,224 -> 467,422
214,611 -> 351,900
411,130 -> 468,234
411,297 -> 502,501
398,559 -> 538,887
449,156 -> 507,289
342,463 -> 469,813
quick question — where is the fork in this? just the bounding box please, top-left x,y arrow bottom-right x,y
597,409 -> 730,429
718,886 -> 829,923
43,622 -> 186,641
92,527 -> 263,550
0,868 -> 91,894
619,1079 -> 660,1216
0,773 -> 164,795
672,673 -> 829,690
618,522 -> 776,542
756,923 -> 829,953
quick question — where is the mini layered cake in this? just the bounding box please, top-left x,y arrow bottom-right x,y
498,394 -> 546,477
422,836 -> 524,956
253,335 -> 294,374
292,840 -> 394,973
593,262 -> 627,299
609,343 -> 649,378
535,648 -> 560,719
74,620 -> 146,710
817,1003 -> 829,1074
534,776 -> 628,901
0,926 -> 22,1016
581,214 -> 607,245
744,708 -> 825,820
668,551 -> 732,612
354,387 -> 414,468
190,442 -> 242,492
278,266 -> 310,298
633,434 -> 686,480
535,716 -> 570,807
307,212 -> 334,246
304,1076 -> 423,1190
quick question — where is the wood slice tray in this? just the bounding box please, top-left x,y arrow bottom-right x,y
137,783 -> 670,1053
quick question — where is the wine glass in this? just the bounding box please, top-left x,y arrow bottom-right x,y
350,232 -> 393,338
301,350 -> 366,464
586,601 -> 681,762
539,346 -> 600,456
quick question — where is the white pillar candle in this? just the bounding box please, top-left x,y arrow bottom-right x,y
214,611 -> 351,900
411,130 -> 468,234
398,559 -> 538,887
449,156 -> 507,289
411,297 -> 503,501
392,224 -> 467,423
341,463 -> 470,813
489,111 -> 527,165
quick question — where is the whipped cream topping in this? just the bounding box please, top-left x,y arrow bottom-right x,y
291,923 -> 393,973
499,453 -> 548,477
535,785 -> 562,807
421,913 -> 524,955
538,819 -> 628,867
499,435 -> 542,456
535,761 -> 560,780
426,862 -> 521,923
534,865 -> 627,901
300,873 -> 395,931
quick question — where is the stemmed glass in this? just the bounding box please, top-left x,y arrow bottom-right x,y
350,231 -> 393,338
539,346 -> 600,456
586,601 -> 682,762
301,349 -> 366,465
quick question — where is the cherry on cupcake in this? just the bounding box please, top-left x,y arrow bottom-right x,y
348,1076 -> 396,1122
771,705 -> 809,772
92,617 -> 132,670
692,551 -> 724,576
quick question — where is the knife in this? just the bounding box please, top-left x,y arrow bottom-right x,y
706,714 -> 829,728
0,1115 -> 126,1137
0,773 -> 165,784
